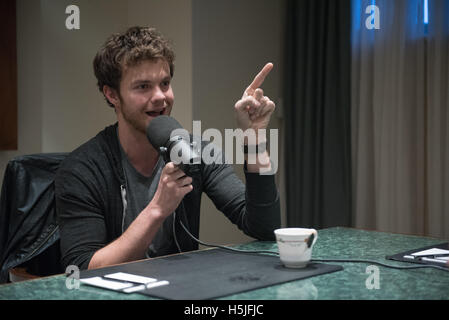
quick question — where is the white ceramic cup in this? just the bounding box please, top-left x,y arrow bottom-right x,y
274,228 -> 318,268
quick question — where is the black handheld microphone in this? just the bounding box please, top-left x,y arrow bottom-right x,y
146,115 -> 201,176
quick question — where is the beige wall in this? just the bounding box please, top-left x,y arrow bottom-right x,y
2,0 -> 285,246
127,0 -> 193,132
40,0 -> 193,152
40,0 -> 125,153
193,0 -> 286,244
1,0 -> 193,172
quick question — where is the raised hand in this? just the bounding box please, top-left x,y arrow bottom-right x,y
234,63 -> 276,133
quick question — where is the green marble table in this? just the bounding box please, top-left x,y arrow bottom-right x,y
0,227 -> 448,300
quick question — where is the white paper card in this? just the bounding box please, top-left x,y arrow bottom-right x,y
104,272 -> 157,284
435,256 -> 449,261
145,280 -> 170,289
122,280 -> 170,294
80,277 -> 133,290
411,248 -> 449,257
122,285 -> 146,293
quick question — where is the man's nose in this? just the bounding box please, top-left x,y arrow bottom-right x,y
151,86 -> 166,104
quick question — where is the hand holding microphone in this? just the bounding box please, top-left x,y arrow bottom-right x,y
149,162 -> 193,219
145,115 -> 197,219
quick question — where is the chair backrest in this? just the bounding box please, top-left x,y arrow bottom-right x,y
0,153 -> 68,283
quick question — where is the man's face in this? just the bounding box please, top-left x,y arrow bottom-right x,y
116,58 -> 174,134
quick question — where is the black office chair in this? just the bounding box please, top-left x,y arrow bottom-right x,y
0,153 -> 68,283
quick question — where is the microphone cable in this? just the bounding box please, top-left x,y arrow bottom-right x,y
172,210 -> 182,253
178,218 -> 449,272
178,215 -> 279,256
173,201 -> 277,256
310,258 -> 449,272
174,202 -> 449,273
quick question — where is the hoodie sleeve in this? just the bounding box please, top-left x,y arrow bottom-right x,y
201,142 -> 281,241
55,155 -> 108,271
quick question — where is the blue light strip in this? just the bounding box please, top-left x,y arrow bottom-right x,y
424,0 -> 429,24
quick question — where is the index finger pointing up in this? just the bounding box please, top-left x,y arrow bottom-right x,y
246,62 -> 274,95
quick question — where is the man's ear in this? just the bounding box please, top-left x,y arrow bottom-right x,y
103,85 -> 120,108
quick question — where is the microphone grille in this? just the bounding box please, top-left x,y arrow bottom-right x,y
146,115 -> 183,149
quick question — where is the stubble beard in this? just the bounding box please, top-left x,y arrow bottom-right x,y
122,107 -> 147,135
117,93 -> 148,135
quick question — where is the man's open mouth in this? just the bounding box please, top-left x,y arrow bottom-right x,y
146,110 -> 164,117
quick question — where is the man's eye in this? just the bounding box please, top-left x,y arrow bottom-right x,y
136,84 -> 148,90
161,81 -> 170,87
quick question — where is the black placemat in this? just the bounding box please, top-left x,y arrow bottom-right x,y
81,248 -> 343,300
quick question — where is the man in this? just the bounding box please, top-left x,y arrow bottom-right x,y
55,26 -> 280,270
